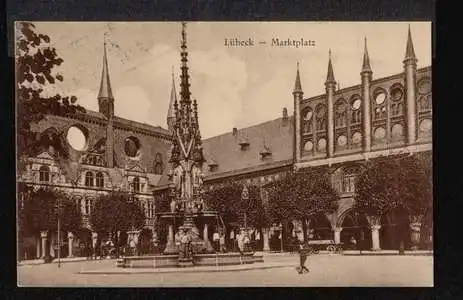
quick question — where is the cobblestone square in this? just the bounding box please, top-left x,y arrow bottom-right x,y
17,254 -> 433,287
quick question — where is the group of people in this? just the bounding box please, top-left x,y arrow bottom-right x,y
213,228 -> 252,254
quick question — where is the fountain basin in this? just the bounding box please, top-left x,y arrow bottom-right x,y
116,252 -> 264,269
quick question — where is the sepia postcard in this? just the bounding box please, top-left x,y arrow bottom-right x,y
16,21 -> 433,287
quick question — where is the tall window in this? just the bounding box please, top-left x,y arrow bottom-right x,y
39,166 -> 50,182
85,171 -> 94,187
96,172 -> 104,188
342,174 -> 356,193
154,153 -> 164,175
335,100 -> 347,128
315,104 -> 327,131
133,177 -> 140,192
85,198 -> 92,215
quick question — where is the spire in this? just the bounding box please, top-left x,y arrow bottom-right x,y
179,21 -> 192,105
98,37 -> 114,100
325,50 -> 336,85
167,70 -> 177,130
362,37 -> 372,73
293,62 -> 303,94
404,25 -> 417,63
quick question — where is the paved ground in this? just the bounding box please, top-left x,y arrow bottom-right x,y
17,254 -> 433,287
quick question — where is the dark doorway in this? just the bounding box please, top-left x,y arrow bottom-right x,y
380,209 -> 410,250
340,211 -> 371,250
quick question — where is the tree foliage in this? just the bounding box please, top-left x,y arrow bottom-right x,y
18,184 -> 82,236
354,155 -> 432,216
90,191 -> 146,236
265,168 -> 339,232
203,182 -> 268,229
16,22 -> 85,160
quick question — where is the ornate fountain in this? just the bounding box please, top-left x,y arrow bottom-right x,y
117,22 -> 263,269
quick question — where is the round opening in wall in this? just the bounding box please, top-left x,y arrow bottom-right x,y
352,132 -> 362,144
374,92 -> 386,105
374,127 -> 386,140
124,137 -> 141,157
67,126 -> 87,151
419,119 -> 432,133
337,135 -> 347,146
317,138 -> 326,151
304,140 -> 313,151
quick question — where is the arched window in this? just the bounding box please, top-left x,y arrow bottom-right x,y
315,104 -> 327,131
85,198 -> 92,215
342,166 -> 360,193
133,177 -> 140,192
39,166 -> 50,182
351,97 -> 362,123
85,171 -> 94,187
154,153 -> 164,175
96,172 -> 104,188
302,108 -> 313,133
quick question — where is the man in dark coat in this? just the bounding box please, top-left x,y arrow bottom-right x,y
297,241 -> 310,274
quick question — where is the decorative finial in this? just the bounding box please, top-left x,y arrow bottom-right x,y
293,61 -> 303,94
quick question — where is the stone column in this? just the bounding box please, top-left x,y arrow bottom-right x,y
40,231 -> 48,258
49,233 -> 55,257
361,67 -> 372,152
67,232 -> 74,257
203,223 -> 214,253
371,225 -> 381,251
333,227 -> 343,244
164,224 -> 177,254
36,235 -> 41,258
409,215 -> 423,250
327,88 -> 335,158
263,228 -> 270,252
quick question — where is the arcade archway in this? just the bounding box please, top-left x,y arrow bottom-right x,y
380,209 -> 410,250
339,210 -> 371,250
308,214 -> 332,240
139,228 -> 153,255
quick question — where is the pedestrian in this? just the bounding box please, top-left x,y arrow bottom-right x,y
237,230 -> 244,255
213,230 -> 220,252
296,241 -> 310,274
219,232 -> 226,253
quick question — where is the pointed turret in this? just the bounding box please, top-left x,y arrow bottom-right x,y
98,38 -> 115,118
325,50 -> 336,85
293,62 -> 303,94
167,70 -> 177,130
404,25 -> 417,63
98,39 -> 114,100
362,37 -> 372,73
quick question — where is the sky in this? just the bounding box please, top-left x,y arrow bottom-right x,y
20,22 -> 432,139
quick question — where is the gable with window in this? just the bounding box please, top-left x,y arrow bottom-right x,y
39,165 -> 50,182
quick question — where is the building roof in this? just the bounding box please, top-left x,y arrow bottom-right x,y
202,115 -> 294,179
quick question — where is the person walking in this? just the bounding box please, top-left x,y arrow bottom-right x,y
219,231 -> 226,253
297,241 -> 310,274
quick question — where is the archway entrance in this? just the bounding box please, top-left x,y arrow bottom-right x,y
380,209 -> 410,250
308,214 -> 332,240
339,211 -> 371,250
76,228 -> 92,257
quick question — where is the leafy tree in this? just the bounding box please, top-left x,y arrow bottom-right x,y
90,191 -> 145,255
18,185 -> 82,237
265,168 -> 339,241
16,22 -> 85,163
354,155 -> 432,217
204,182 -> 268,229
